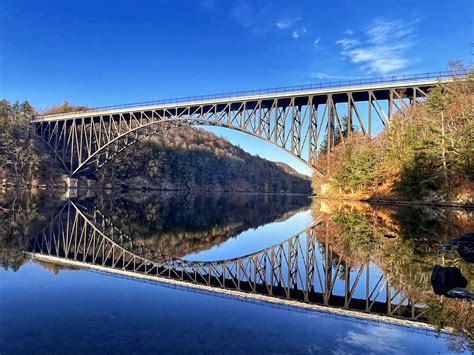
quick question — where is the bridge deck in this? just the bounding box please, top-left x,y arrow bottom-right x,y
32,75 -> 453,123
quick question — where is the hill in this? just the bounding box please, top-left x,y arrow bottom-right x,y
95,126 -> 312,193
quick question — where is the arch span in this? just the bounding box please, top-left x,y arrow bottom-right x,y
32,76 -> 445,177
70,118 -> 322,176
34,104 -> 325,177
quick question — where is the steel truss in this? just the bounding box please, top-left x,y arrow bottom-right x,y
27,200 -> 426,321
32,83 -> 435,177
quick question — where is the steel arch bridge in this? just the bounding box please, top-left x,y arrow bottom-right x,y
26,200 -> 428,321
31,72 -> 457,177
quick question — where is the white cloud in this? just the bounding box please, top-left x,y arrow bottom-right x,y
228,3 -> 308,39
336,18 -> 418,74
314,37 -> 320,44
292,27 -> 307,39
230,3 -> 303,36
344,28 -> 353,35
276,16 -> 302,29
310,72 -> 365,80
336,39 -> 360,49
331,324 -> 407,355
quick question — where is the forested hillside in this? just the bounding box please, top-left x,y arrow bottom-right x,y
312,66 -> 473,205
0,100 -> 35,183
97,126 -> 312,193
0,100 -> 68,187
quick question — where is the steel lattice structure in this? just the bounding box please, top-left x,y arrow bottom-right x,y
31,74 -> 456,177
26,200 -> 426,321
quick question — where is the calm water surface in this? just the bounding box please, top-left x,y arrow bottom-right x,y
0,190 -> 472,353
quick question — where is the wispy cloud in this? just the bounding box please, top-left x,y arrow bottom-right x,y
276,16 -> 308,40
313,37 -> 323,50
230,2 -> 303,36
276,16 -> 301,29
336,39 -> 360,49
336,18 -> 418,74
344,28 -> 353,35
332,324 -> 408,355
292,27 -> 307,39
215,2 -> 311,40
231,2 -> 276,34
310,72 -> 366,80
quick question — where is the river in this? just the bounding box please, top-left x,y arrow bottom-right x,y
0,190 -> 472,353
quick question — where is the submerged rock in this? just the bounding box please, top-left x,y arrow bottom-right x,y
442,232 -> 474,263
446,287 -> 474,301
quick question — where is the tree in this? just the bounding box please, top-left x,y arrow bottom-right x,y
426,85 -> 452,188
332,139 -> 379,193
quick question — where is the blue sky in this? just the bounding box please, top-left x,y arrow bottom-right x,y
1,0 -> 473,174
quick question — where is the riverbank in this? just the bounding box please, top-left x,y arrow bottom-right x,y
311,195 -> 474,209
2,182 -> 471,208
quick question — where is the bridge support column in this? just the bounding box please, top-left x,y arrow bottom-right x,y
64,176 -> 78,188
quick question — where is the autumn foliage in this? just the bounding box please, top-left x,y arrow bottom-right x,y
313,66 -> 474,204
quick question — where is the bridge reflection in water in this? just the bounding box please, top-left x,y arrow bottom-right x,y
26,200 -> 426,322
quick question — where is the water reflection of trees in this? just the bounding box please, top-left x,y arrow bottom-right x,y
311,199 -> 473,342
90,191 -> 311,258
0,190 -> 64,270
0,191 -> 311,269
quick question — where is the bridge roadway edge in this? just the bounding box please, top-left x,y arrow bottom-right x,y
31,77 -> 456,122
24,252 -> 453,336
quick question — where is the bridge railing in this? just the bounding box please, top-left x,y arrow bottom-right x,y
36,70 -> 467,118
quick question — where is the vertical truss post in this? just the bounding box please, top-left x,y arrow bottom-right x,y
368,91 -> 372,138
347,93 -> 352,136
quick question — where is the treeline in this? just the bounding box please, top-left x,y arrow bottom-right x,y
0,100 -> 38,184
41,100 -> 89,115
313,65 -> 474,204
99,126 -> 312,193
0,100 -> 72,187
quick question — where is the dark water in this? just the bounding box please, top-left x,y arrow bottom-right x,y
0,190 -> 472,353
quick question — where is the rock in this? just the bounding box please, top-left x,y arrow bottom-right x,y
431,265 -> 468,295
446,287 -> 474,301
443,232 -> 474,263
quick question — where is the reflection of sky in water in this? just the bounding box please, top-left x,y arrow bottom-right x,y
182,209 -> 392,306
183,209 -> 314,261
1,263 -> 467,354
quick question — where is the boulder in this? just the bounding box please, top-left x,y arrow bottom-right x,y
431,265 -> 468,295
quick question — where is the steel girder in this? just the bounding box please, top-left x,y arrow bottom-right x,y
33,86 -> 431,177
